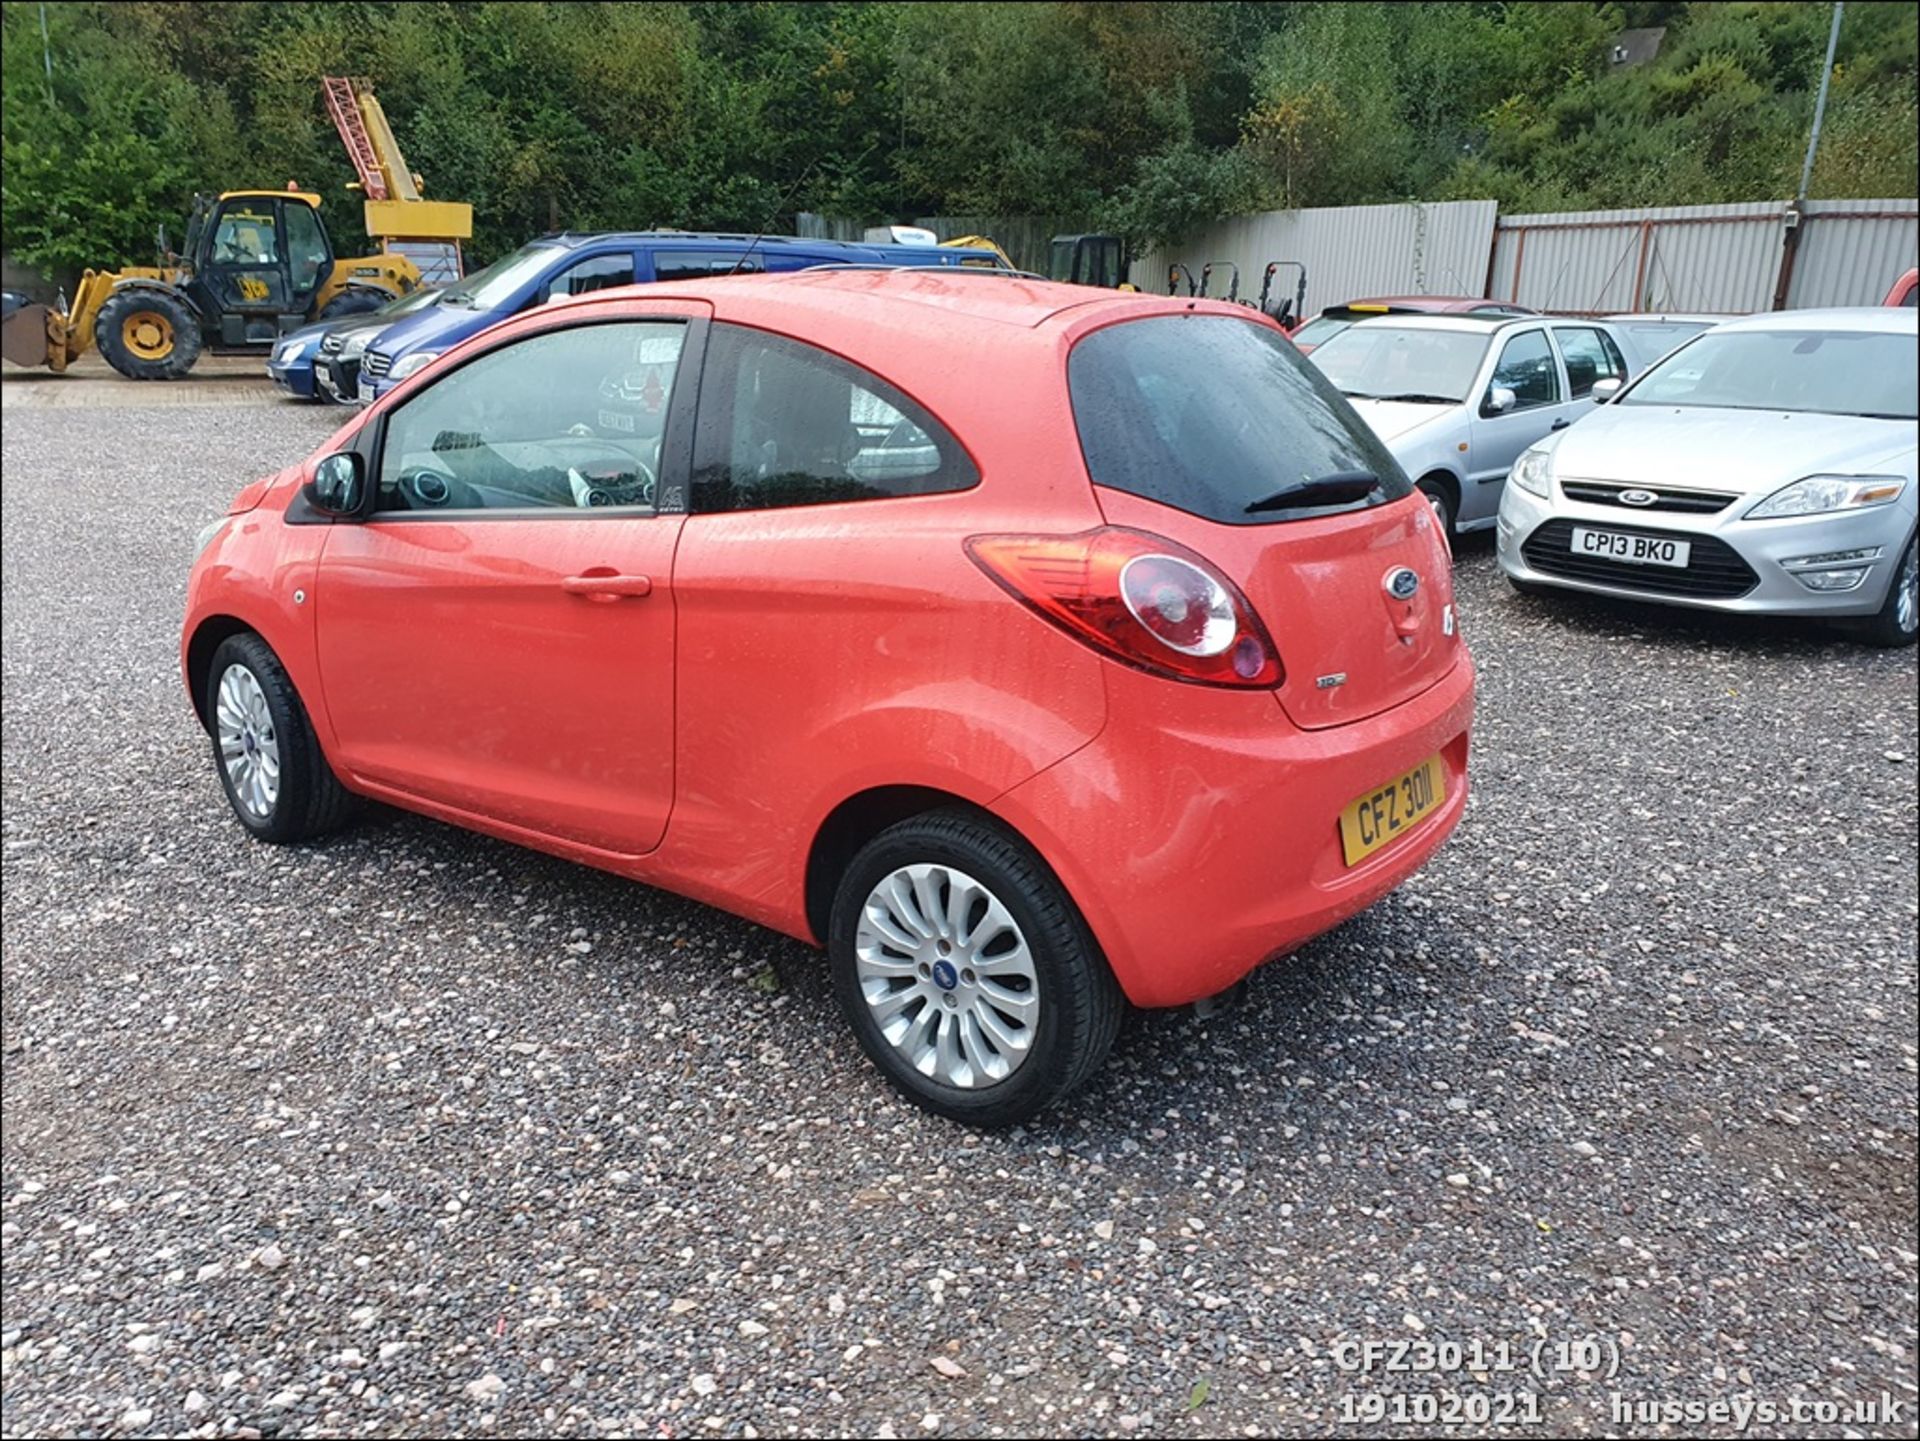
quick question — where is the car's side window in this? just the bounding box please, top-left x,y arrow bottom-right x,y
536,253 -> 635,306
1554,326 -> 1629,398
690,325 -> 978,514
374,321 -> 686,514
652,250 -> 763,280
1487,330 -> 1562,412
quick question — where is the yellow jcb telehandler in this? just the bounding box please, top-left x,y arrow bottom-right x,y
2,188 -> 423,380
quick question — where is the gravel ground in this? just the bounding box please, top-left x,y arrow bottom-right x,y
3,390 -> 1916,1439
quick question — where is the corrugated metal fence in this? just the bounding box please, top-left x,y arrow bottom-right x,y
1489,198 -> 1918,314
1789,199 -> 1919,308
1129,201 -> 1500,319
802,196 -> 1915,315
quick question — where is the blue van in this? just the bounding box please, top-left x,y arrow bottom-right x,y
356,230 -> 1002,402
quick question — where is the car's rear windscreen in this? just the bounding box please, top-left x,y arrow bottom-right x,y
1068,314 -> 1414,526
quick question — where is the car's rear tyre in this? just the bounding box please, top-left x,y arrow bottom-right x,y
828,809 -> 1122,1127
95,289 -> 201,380
1854,530 -> 1918,648
205,634 -> 355,842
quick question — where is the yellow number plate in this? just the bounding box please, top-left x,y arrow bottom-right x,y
1338,755 -> 1445,866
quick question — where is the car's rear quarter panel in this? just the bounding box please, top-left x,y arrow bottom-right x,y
648,318 -> 1111,942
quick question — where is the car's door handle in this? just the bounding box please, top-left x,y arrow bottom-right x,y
561,572 -> 653,601
1550,418 -> 1571,431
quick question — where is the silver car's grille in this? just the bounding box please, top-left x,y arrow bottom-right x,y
1560,480 -> 1736,514
362,350 -> 392,378
1523,519 -> 1758,599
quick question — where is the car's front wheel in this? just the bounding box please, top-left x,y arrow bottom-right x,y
1417,479 -> 1457,541
206,633 -> 356,842
828,810 -> 1122,1126
1852,531 -> 1919,648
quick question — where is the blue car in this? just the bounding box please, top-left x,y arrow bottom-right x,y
357,230 -> 1001,402
267,284 -> 445,401
266,325 -> 328,400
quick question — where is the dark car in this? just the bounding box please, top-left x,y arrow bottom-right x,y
269,284 -> 441,401
1291,296 -> 1537,355
314,286 -> 442,403
359,230 -> 1004,403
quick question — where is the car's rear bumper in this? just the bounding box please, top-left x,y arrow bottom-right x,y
1497,481 -> 1917,618
990,656 -> 1475,1009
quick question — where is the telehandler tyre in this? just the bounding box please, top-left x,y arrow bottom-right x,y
318,288 -> 391,322
95,289 -> 202,380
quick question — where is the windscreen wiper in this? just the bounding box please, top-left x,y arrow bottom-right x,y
1371,392 -> 1457,405
1244,470 -> 1382,514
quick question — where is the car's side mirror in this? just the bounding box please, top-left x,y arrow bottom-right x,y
1482,386 -> 1518,416
1591,376 -> 1624,403
305,452 -> 365,516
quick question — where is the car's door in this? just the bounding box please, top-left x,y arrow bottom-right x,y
1464,326 -> 1566,523
1551,322 -> 1632,401
313,303 -> 707,856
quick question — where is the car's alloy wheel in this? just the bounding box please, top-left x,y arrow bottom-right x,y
1897,536 -> 1917,635
853,863 -> 1039,1089
1857,530 -> 1919,648
215,662 -> 281,821
828,809 -> 1123,1126
203,632 -> 357,841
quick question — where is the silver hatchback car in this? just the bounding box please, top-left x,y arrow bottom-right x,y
1497,308 -> 1919,647
1307,313 -> 1633,537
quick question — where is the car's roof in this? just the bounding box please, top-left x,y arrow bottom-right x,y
1335,295 -> 1529,312
1604,312 -> 1725,324
534,229 -> 990,254
619,267 -> 1240,334
1340,312 -> 1550,335
1708,306 -> 1918,334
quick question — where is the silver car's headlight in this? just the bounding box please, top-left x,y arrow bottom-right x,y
1510,447 -> 1553,499
1746,474 -> 1906,520
387,350 -> 441,381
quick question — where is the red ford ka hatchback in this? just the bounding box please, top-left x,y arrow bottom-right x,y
184,268 -> 1474,1125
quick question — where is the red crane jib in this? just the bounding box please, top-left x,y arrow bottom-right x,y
324,76 -> 389,202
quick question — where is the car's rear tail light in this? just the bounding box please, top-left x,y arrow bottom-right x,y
965,526 -> 1282,687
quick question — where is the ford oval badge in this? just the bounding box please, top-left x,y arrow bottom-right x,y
1385,567 -> 1420,602
1618,488 -> 1659,507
